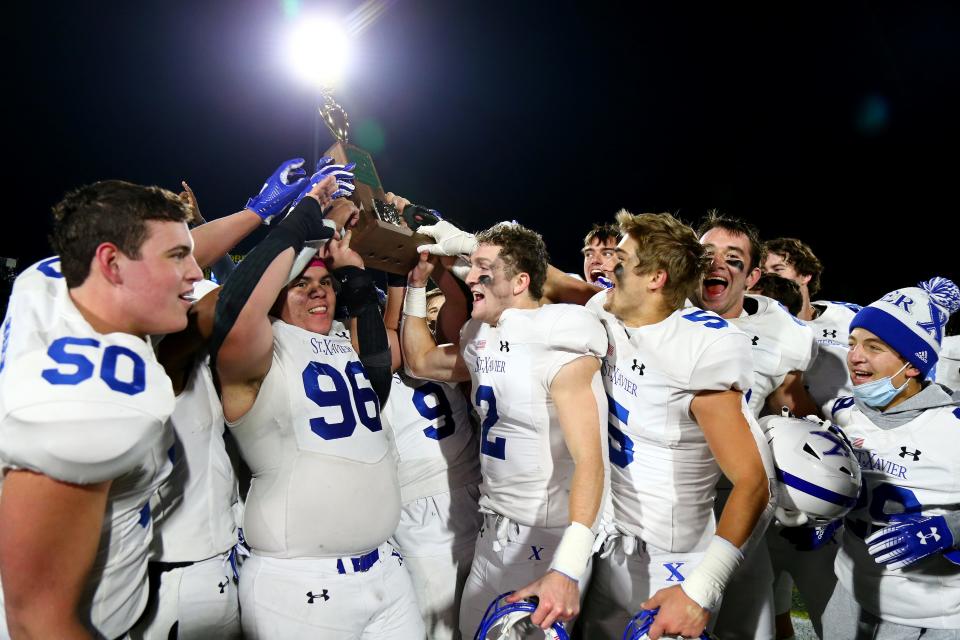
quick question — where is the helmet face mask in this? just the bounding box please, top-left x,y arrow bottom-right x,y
474,593 -> 568,640
761,415 -> 862,526
623,608 -> 717,640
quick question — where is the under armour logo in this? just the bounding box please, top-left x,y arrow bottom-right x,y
218,578 -> 229,594
664,562 -> 686,582
631,360 -> 645,375
899,447 -> 921,461
823,329 -> 837,338
917,528 -> 942,545
500,341 -> 509,352
306,590 -> 330,603
529,546 -> 544,561
334,331 -> 349,339
751,335 -> 760,346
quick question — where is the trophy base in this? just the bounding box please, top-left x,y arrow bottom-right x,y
326,141 -> 431,275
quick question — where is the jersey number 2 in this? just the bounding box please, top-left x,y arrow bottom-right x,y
475,384 -> 506,459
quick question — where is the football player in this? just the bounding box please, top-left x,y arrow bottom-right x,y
578,211 -> 773,640
381,254 -> 482,640
762,236 -> 862,638
764,236 -> 861,408
130,158 -> 355,639
402,221 -> 608,637
0,181 -> 202,638
824,277 -> 960,638
696,213 -> 818,640
581,223 -> 621,285
211,175 -> 423,638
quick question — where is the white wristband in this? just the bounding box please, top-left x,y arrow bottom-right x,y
680,536 -> 743,611
549,522 -> 596,584
403,286 -> 427,318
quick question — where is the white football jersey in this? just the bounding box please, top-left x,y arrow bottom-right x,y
936,334 -> 960,392
588,292 -> 756,551
0,256 -> 175,639
151,358 -> 240,562
380,372 -> 480,503
460,304 -> 607,529
805,300 -> 858,408
227,319 -> 400,558
733,294 -> 816,416
831,399 -> 960,628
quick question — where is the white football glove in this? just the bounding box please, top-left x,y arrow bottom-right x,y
416,220 -> 478,257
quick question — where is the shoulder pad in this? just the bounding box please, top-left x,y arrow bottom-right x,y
543,304 -> 607,358
1,402 -> 165,483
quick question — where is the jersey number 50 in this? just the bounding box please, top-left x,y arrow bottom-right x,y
43,337 -> 146,396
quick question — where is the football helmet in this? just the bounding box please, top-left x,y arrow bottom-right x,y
474,592 -> 569,640
761,414 -> 861,526
622,608 -> 716,640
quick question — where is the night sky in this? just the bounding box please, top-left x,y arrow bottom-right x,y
8,1 -> 959,304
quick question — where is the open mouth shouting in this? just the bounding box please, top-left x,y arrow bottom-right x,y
701,275 -> 729,302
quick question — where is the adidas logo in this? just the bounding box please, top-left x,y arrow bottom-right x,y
916,350 -> 928,363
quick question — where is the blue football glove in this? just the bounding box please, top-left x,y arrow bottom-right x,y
289,157 -> 356,211
596,275 -> 614,289
865,513 -> 956,570
778,519 -> 841,552
244,158 -> 309,223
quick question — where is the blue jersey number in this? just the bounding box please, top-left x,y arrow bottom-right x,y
607,393 -> 635,468
42,337 -> 146,396
302,360 -> 382,440
37,257 -> 64,279
681,309 -> 728,329
475,384 -> 506,459
413,381 -> 455,441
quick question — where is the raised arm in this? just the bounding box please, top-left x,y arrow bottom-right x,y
188,158 -> 308,269
401,253 -> 470,383
542,265 -> 602,305
212,177 -> 341,419
322,230 -> 393,406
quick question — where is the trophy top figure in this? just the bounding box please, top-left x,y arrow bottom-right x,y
320,90 -> 350,144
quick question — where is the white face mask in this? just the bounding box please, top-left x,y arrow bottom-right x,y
852,362 -> 910,408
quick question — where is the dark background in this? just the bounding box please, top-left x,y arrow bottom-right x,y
7,1 -> 959,304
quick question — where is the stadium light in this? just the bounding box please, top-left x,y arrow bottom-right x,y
286,16 -> 351,90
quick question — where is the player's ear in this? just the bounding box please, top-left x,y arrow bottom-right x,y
745,266 -> 762,290
513,271 -> 531,297
93,242 -> 124,285
903,362 -> 923,380
648,269 -> 668,292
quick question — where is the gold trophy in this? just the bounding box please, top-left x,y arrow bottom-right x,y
319,90 -> 430,274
